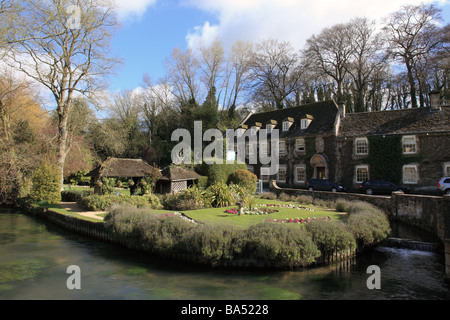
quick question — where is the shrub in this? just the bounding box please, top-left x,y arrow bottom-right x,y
160,186 -> 211,211
196,160 -> 247,186
243,222 -> 320,268
181,223 -> 243,265
81,194 -> 161,211
305,220 -> 355,260
335,199 -> 351,212
295,195 -> 313,205
345,204 -> 391,248
30,161 -> 61,204
61,189 -> 94,202
227,169 -> 257,194
206,182 -> 238,208
258,192 -> 277,200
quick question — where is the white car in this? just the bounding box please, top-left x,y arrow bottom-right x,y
437,177 -> 450,195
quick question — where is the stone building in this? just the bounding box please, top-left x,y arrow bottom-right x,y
237,92 -> 450,194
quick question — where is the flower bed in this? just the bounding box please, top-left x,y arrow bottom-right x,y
224,207 -> 279,215
268,216 -> 331,224
259,203 -> 315,211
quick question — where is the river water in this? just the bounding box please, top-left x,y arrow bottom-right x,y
0,207 -> 449,301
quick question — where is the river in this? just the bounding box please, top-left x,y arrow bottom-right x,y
0,207 -> 449,301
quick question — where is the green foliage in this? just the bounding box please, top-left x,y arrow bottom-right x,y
181,223 -> 243,265
306,220 -> 356,259
227,169 -> 258,194
61,189 -> 94,202
30,161 -> 61,204
197,160 -> 247,186
80,194 -> 161,211
206,182 -> 238,208
243,222 -> 321,268
161,185 -> 210,211
365,135 -> 422,184
99,177 -> 116,195
303,137 -> 316,179
346,203 -> 391,248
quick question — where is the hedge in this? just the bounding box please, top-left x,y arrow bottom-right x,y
80,194 -> 161,211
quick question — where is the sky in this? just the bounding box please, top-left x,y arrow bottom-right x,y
107,0 -> 450,93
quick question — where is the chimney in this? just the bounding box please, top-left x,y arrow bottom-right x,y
429,90 -> 441,111
338,101 -> 346,118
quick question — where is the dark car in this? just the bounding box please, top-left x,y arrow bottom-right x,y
359,180 -> 411,195
306,179 -> 346,192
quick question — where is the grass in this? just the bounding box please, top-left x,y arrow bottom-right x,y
181,199 -> 344,228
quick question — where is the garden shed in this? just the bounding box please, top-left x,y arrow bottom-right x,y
155,166 -> 203,194
86,157 -> 161,194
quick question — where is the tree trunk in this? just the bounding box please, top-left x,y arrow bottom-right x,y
57,110 -> 69,191
406,60 -> 418,108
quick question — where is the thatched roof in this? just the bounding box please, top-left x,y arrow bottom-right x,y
86,158 -> 161,179
159,166 -> 202,182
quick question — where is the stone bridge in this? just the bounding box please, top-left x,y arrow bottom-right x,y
268,180 -> 450,282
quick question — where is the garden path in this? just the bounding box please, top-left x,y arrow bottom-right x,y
58,202 -> 105,221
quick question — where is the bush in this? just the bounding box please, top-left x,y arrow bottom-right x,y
227,169 -> 257,194
278,192 -> 295,202
345,203 -> 391,248
243,222 -> 320,268
206,183 -> 238,208
196,160 -> 247,186
61,189 -> 93,202
258,192 -> 277,200
160,185 -> 211,211
335,199 -> 351,212
30,161 -> 61,204
181,223 -> 243,265
295,195 -> 313,205
305,219 -> 355,260
81,194 -> 161,211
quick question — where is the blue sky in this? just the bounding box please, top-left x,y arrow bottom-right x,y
108,0 -> 450,93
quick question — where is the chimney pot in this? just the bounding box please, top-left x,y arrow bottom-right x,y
429,90 -> 441,111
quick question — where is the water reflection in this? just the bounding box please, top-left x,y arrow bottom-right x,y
0,208 -> 449,300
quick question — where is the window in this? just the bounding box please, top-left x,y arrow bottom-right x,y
402,136 -> 417,154
260,167 -> 270,182
403,165 -> 418,184
267,125 -> 273,134
300,119 -> 311,129
443,163 -> 450,177
282,122 -> 290,132
355,165 -> 369,183
277,166 -> 286,183
295,138 -> 305,152
279,140 -> 286,154
295,166 -> 306,183
355,138 -> 368,155
247,166 -> 254,173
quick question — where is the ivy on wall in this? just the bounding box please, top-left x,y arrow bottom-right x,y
364,135 -> 422,184
304,137 -> 316,179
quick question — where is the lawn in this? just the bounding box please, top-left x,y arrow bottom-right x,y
181,199 -> 345,228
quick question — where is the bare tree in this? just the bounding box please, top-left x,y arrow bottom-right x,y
383,3 -> 443,108
346,18 -> 388,112
250,39 -> 304,109
198,40 -> 225,100
166,47 -> 201,104
304,22 -> 355,104
7,0 -> 122,190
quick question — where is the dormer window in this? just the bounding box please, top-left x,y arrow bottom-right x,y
282,117 -> 294,132
266,120 -> 277,134
300,115 -> 313,130
251,123 -> 262,135
237,125 -> 247,136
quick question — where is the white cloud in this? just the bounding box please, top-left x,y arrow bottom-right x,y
113,0 -> 158,20
185,0 -> 448,50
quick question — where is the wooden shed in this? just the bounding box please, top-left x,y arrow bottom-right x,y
86,157 -> 161,194
155,166 -> 203,194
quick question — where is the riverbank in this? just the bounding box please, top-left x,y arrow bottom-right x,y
16,198 -> 393,271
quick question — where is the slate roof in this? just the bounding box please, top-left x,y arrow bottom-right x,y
159,166 -> 203,181
339,106 -> 450,137
242,100 -> 339,138
86,158 -> 161,178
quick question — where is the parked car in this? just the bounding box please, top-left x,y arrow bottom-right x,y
359,180 -> 411,195
437,177 -> 450,195
306,179 -> 346,192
